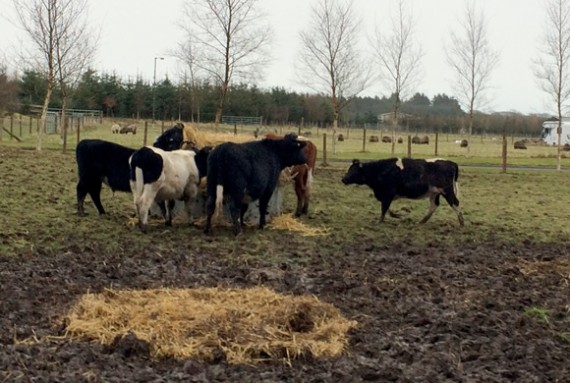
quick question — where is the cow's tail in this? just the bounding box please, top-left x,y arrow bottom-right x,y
214,184 -> 224,219
134,166 -> 144,203
306,166 -> 313,193
453,163 -> 460,198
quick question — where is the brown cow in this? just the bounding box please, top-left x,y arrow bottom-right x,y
460,139 -> 468,148
381,136 -> 391,143
266,134 -> 317,216
514,140 -> 527,150
337,133 -> 344,142
369,135 -> 379,142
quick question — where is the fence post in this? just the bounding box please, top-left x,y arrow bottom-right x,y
435,131 -> 439,157
144,121 -> 149,146
322,133 -> 328,166
407,135 -> 412,158
502,130 -> 507,173
362,127 -> 367,152
161,120 -> 165,133
19,116 -> 22,137
234,123 -> 237,136
76,117 -> 81,144
29,116 -> 33,135
10,115 -> 14,140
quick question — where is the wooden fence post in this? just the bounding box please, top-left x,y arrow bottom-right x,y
144,121 -> 149,146
10,115 -> 14,140
502,130 -> 507,173
76,117 -> 81,144
29,116 -> 33,135
322,133 -> 328,166
362,127 -> 367,152
407,135 -> 412,158
435,131 -> 439,157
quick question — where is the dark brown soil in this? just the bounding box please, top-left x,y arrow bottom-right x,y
1,241 -> 569,382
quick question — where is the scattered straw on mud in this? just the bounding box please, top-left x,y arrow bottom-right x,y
515,257 -> 570,278
65,287 -> 355,365
268,214 -> 330,237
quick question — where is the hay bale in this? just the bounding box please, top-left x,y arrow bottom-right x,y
64,287 -> 356,365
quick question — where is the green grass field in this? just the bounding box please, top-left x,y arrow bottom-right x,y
1,117 -> 569,169
1,132 -> 569,257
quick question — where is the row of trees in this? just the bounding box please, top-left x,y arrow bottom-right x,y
1,66 -> 544,136
2,0 -> 569,168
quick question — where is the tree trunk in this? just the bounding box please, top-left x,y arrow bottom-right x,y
37,85 -> 53,152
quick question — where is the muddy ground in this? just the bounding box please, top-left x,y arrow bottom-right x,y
1,241 -> 569,382
0,147 -> 569,382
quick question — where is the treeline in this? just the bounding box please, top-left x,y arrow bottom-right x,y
1,68 -> 547,136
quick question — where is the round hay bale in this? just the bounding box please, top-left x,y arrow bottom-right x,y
64,287 -> 356,365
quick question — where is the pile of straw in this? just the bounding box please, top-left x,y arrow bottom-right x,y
182,124 -> 254,149
268,213 -> 330,237
65,286 -> 356,365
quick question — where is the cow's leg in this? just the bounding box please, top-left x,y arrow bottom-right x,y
258,192 -> 273,229
379,198 -> 394,222
163,200 -> 175,227
294,179 -> 304,217
419,194 -> 439,224
442,188 -> 464,226
76,182 -> 89,216
204,196 -> 216,235
88,182 -> 106,215
229,199 -> 243,236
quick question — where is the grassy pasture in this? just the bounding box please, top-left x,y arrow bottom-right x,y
1,140 -> 569,259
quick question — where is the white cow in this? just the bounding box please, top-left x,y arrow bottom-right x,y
129,146 -> 199,232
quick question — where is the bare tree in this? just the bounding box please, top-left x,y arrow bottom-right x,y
372,0 -> 422,154
13,0 -> 95,151
299,0 -> 369,144
53,0 -> 96,152
180,0 -> 271,124
173,38 -> 203,123
535,0 -> 570,171
13,0 -> 57,150
447,1 -> 499,150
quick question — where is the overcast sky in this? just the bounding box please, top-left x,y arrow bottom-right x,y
0,0 -> 557,116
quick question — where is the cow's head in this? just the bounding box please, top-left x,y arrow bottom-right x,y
264,133 -> 307,169
153,122 -> 189,151
342,159 -> 366,185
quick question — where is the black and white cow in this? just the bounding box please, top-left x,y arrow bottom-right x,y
75,124 -> 199,216
341,157 -> 464,226
129,146 -> 211,232
204,134 -> 308,236
76,139 -> 136,215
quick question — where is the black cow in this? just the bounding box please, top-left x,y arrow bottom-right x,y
153,122 -> 190,151
204,134 -> 307,236
341,158 -> 464,226
76,139 -> 135,215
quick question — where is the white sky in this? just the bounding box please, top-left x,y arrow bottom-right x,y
0,0 -> 556,115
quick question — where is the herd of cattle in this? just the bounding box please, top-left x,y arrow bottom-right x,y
76,123 -> 464,235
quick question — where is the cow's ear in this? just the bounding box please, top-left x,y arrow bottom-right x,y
352,159 -> 361,167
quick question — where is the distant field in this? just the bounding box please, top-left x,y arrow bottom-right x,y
1,116 -> 569,169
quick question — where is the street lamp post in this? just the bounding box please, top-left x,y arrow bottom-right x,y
152,56 -> 164,123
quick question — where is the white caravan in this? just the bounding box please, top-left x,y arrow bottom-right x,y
540,119 -> 570,145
